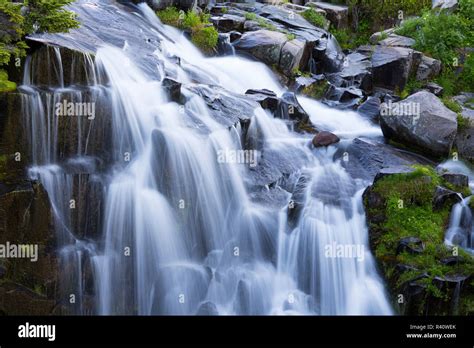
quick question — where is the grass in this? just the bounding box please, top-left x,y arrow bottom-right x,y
442,97 -> 463,113
301,80 -> 329,100
157,7 -> 218,53
302,8 -> 328,29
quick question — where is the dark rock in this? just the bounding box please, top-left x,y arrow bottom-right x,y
324,85 -> 364,108
380,91 -> 458,157
433,186 -> 462,210
378,34 -> 415,48
337,52 -> 372,92
455,118 -> 474,163
234,29 -> 287,68
313,36 -> 344,74
278,92 -> 310,123
245,89 -> 279,112
441,173 -> 469,188
440,256 -> 464,266
280,39 -> 311,76
287,172 -> 311,230
424,82 -> 444,96
371,46 -> 422,91
373,165 -> 416,184
229,31 -> 242,42
196,301 -> 219,315
211,14 -> 245,32
396,237 -> 425,255
162,78 -> 181,103
312,131 -> 340,147
357,97 -> 381,122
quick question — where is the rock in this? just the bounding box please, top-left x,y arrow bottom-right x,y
441,173 -> 469,188
357,97 -> 381,122
196,301 -> 219,315
312,131 -> 340,147
378,34 -> 415,48
229,31 -> 242,43
371,46 -> 422,91
336,52 -> 372,91
416,55 -> 442,81
312,36 -> 344,74
243,20 -> 261,31
280,39 -> 310,76
277,92 -> 310,123
373,165 -> 416,183
211,14 -> 246,32
433,186 -> 462,210
245,89 -> 279,112
287,172 -> 311,230
234,29 -> 287,68
432,0 -> 459,12
306,1 -> 348,29
396,237 -> 425,255
369,28 -> 396,44
162,78 -> 181,103
324,85 -> 364,108
380,91 -> 458,157
440,256 -> 464,266
424,82 -> 444,96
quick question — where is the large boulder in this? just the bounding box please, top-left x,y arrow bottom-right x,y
416,55 -> 442,81
280,39 -> 310,76
380,91 -> 458,157
210,14 -> 246,32
371,46 -> 422,91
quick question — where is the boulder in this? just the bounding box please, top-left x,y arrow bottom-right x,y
211,14 -> 246,32
280,39 -> 310,76
433,186 -> 462,210
369,28 -> 396,44
234,29 -> 287,68
162,78 -> 181,103
416,55 -> 442,81
306,1 -> 348,29
424,82 -> 444,96
337,52 -> 372,91
380,91 -> 458,157
312,131 -> 340,147
357,97 -> 381,122
371,46 -> 422,91
441,173 -> 470,188
396,237 -> 425,255
245,89 -> 279,112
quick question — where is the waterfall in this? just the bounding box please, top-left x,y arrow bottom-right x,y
20,0 -> 392,315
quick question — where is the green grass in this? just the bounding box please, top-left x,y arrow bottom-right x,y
157,7 -> 218,53
245,12 -> 257,21
302,8 -> 328,28
442,97 -> 463,113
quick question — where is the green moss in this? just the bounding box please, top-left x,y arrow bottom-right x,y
245,12 -> 257,21
457,114 -> 470,133
442,97 -> 463,113
0,70 -> 16,92
302,8 -> 327,29
302,80 -> 329,100
398,79 -> 423,99
157,7 -> 218,53
368,164 -> 474,310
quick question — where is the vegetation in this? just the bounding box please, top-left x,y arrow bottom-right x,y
0,0 -> 78,91
442,97 -> 463,113
366,165 -> 474,314
157,7 -> 218,53
396,0 -> 474,96
301,80 -> 329,100
302,8 -> 328,29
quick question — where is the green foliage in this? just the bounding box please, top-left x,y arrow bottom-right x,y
330,19 -> 372,50
302,80 -> 329,100
0,0 -> 78,89
157,7 -> 218,53
457,114 -> 470,132
244,12 -> 257,21
23,0 -> 79,34
286,33 -> 296,41
302,8 -> 328,28
399,78 -> 423,99
442,97 -> 463,113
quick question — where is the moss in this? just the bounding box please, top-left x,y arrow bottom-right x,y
245,12 -> 257,21
157,7 -> 218,53
367,165 -> 474,313
0,70 -> 16,92
302,8 -> 327,29
457,114 -> 470,133
302,80 -> 329,100
442,97 -> 463,113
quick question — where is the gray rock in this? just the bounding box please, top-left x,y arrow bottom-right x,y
424,82 -> 444,96
337,52 -> 372,91
280,39 -> 310,76
369,28 -> 396,44
234,29 -> 287,68
380,91 -> 458,157
371,46 -> 422,91
245,89 -> 279,112
397,237 -> 425,255
416,55 -> 442,81
378,34 -> 416,48
357,97 -> 381,122
456,121 -> 474,163
211,14 -> 246,32
433,186 -> 463,210
432,0 -> 459,12
306,1 -> 348,29
441,173 -> 470,188
373,165 -> 416,183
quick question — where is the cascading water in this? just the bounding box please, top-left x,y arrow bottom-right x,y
20,0 -> 393,315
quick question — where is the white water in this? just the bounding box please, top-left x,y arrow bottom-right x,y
21,1 -> 392,315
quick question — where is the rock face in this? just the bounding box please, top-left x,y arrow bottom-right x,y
306,1 -> 349,29
371,46 -> 422,91
0,181 -> 59,315
211,14 -> 246,32
234,30 -> 310,77
416,55 -> 442,81
378,34 -> 415,48
380,91 -> 458,157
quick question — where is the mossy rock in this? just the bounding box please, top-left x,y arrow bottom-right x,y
363,165 -> 474,315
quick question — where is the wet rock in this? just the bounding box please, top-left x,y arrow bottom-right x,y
396,237 -> 425,255
245,89 -> 279,112
440,256 -> 464,266
433,186 -> 462,210
378,34 -> 415,48
373,165 -> 416,183
313,36 -> 344,74
277,92 -> 310,123
307,1 -> 348,29
336,52 -> 372,91
229,31 -> 242,43
380,91 -> 458,157
441,173 -> 469,188
432,0 -> 459,12
416,55 -> 442,81
324,85 -> 364,109
280,39 -> 311,76
0,281 -> 56,315
371,46 -> 422,91
357,97 -> 381,122
211,14 -> 246,32
234,29 -> 287,67
162,78 -> 181,103
287,172 -> 311,230
196,301 -> 219,315
455,118 -> 474,163
312,131 -> 340,147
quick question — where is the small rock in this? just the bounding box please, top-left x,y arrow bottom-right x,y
424,82 -> 444,96
396,237 -> 425,255
312,131 -> 340,147
433,186 -> 463,210
378,34 -> 415,48
162,78 -> 181,103
416,55 -> 442,81
441,173 -> 469,188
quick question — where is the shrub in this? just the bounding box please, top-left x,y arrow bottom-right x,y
23,0 -> 79,34
0,69 -> 16,92
157,7 -> 218,53
302,8 -> 328,28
